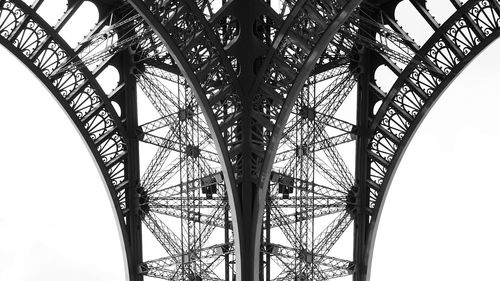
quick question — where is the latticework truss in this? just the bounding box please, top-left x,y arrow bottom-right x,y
1,0 -> 500,280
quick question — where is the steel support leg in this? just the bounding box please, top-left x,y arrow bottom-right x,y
122,49 -> 143,281
354,9 -> 377,280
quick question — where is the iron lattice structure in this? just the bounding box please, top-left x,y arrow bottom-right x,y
1,0 -> 498,280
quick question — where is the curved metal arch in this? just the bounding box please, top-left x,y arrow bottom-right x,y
125,0 -> 239,193
366,1 -> 500,279
248,1 -> 362,276
256,0 -> 363,197
124,0 -> 248,279
6,1 -> 500,280
128,0 -> 364,280
0,0 -> 132,276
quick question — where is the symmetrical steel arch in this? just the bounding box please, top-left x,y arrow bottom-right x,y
1,0 -> 499,280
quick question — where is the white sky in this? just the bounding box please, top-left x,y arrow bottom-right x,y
0,1 -> 500,281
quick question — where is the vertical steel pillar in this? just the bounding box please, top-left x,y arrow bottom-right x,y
353,48 -> 371,281
226,1 -> 270,280
264,198 -> 271,281
122,48 -> 143,281
354,5 -> 377,281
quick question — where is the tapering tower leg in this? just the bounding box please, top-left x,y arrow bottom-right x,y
217,1 -> 275,280
121,49 -> 143,281
354,51 -> 371,281
354,5 -> 377,281
123,1 -> 362,280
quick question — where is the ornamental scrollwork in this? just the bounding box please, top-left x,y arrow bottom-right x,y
213,15 -> 239,48
369,0 -> 500,203
370,131 -> 397,163
35,41 -> 68,77
85,108 -> 115,141
446,17 -> 481,55
426,39 -> 459,75
0,0 -> 129,215
0,1 -> 23,39
308,0 -> 338,21
369,159 -> 387,186
254,15 -> 276,46
109,160 -> 126,187
408,66 -> 441,96
278,40 -> 308,73
291,10 -> 320,45
468,0 -> 500,36
51,69 -> 86,98
70,85 -> 103,119
200,58 -> 225,90
97,132 -> 126,164
263,63 -> 292,97
169,10 -> 201,45
369,188 -> 378,209
380,108 -> 410,140
252,90 -> 281,120
393,85 -> 424,118
148,0 -> 185,30
184,42 -> 212,72
109,160 -> 127,207
13,19 -> 48,57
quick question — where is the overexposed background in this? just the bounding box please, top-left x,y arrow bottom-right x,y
0,1 -> 499,280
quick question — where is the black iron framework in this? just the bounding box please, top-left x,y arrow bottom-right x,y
1,0 -> 499,280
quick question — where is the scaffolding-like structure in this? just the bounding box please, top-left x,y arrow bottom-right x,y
1,0 -> 499,280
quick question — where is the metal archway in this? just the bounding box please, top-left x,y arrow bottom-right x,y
361,1 -> 500,280
1,1 -> 499,281
0,0 -> 139,278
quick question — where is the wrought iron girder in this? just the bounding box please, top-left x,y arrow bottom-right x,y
269,171 -> 348,199
280,113 -> 355,152
312,132 -> 356,151
125,7 -> 240,276
369,0 -> 500,194
264,243 -> 353,281
139,266 -> 178,280
265,204 -> 346,229
142,59 -> 180,77
147,171 -> 224,198
149,208 -> 225,228
375,11 -> 444,77
137,0 -> 241,103
317,69 -> 357,110
149,197 -> 225,209
268,196 -> 345,209
142,212 -> 183,258
140,132 -> 219,163
140,244 -> 231,280
276,70 -> 357,166
136,71 -> 182,116
141,242 -> 233,271
314,113 -> 356,133
264,243 -> 352,269
53,9 -> 155,76
139,113 -> 178,134
140,148 -> 180,192
359,1 -> 500,280
241,0 -> 361,187
307,143 -> 354,192
131,3 -> 365,279
311,6 -> 447,82
149,201 -> 227,229
313,211 -> 352,258
0,0 -> 145,278
0,0 -> 128,212
267,201 -> 304,248
275,131 -> 355,164
7,1 -> 500,281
